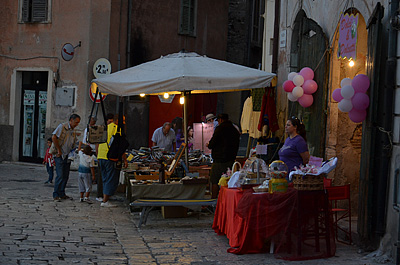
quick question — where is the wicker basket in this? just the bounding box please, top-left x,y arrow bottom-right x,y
292,174 -> 325,191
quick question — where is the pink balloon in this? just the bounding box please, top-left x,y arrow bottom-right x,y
299,67 -> 314,81
352,74 -> 370,93
298,94 -> 314,108
351,93 -> 370,110
348,109 -> 367,123
283,80 -> 295,92
332,88 -> 343,102
303,80 -> 318,94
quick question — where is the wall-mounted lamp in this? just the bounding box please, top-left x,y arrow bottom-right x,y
163,93 -> 169,99
349,59 -> 355,67
179,96 -> 185,105
139,93 -> 145,97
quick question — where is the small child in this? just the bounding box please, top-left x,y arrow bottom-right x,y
78,145 -> 96,204
43,138 -> 55,184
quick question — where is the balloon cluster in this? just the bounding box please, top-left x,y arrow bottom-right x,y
332,74 -> 370,123
282,67 -> 318,108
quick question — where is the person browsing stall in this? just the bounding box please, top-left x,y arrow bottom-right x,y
278,117 -> 310,171
207,113 -> 240,198
52,114 -> 80,202
152,122 -> 176,152
97,115 -> 128,207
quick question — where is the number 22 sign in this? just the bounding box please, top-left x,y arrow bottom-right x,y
93,58 -> 111,79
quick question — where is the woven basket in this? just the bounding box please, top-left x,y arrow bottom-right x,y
292,174 -> 325,191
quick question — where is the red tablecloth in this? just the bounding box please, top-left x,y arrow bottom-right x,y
212,186 -> 336,260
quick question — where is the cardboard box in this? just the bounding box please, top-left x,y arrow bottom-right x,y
161,206 -> 188,218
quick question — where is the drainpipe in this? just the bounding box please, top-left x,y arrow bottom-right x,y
127,0 -> 132,68
389,1 -> 400,263
271,0 -> 280,73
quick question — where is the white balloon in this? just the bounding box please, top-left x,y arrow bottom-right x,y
341,85 -> 355,99
338,99 -> 353,112
288,72 -> 297,81
340,78 -> 352,88
287,92 -> 298,102
293,75 -> 305,86
292,86 -> 304,98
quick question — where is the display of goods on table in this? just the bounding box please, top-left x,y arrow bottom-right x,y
126,147 -> 212,167
291,164 -> 324,191
268,160 -> 288,193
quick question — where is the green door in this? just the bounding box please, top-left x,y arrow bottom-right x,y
289,10 -> 329,157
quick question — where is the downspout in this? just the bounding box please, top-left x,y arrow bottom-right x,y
271,0 -> 280,73
127,0 -> 132,68
374,0 -> 399,236
389,1 -> 400,263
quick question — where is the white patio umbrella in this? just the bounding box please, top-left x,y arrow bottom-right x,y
93,51 -> 276,165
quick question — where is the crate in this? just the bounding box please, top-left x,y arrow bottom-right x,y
292,174 -> 325,191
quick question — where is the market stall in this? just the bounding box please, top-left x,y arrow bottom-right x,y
93,50 -> 275,168
213,186 -> 335,260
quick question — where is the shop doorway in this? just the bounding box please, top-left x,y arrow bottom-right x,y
289,10 -> 329,157
19,71 -> 49,163
326,9 -> 368,217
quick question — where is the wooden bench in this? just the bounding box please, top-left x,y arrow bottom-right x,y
129,198 -> 217,228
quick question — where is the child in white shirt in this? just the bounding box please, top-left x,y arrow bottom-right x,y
78,146 -> 96,203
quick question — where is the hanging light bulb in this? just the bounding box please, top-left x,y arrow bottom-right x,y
349,59 -> 355,67
139,93 -> 145,97
163,93 -> 169,99
179,96 -> 185,105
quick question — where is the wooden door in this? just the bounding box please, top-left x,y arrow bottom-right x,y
290,10 -> 329,157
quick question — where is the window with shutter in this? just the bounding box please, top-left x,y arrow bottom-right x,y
251,0 -> 264,47
179,0 -> 197,36
20,0 -> 49,23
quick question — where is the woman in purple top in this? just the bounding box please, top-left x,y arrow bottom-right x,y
278,117 -> 310,171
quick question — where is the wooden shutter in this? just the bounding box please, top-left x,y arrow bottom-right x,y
358,2 -> 384,246
21,0 -> 30,22
32,0 -> 47,22
180,0 -> 190,34
179,0 -> 195,36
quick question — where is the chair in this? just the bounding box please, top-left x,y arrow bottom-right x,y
325,184 -> 351,244
323,178 -> 332,188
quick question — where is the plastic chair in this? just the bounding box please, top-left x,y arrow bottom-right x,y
325,184 -> 351,244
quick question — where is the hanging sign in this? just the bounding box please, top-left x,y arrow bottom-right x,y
337,13 -> 359,60
61,43 -> 75,61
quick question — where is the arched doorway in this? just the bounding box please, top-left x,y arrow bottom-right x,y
326,9 -> 368,220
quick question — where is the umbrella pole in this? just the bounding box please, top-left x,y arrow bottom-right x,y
183,92 -> 189,168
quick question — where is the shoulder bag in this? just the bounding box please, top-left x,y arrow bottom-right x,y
87,88 -> 108,144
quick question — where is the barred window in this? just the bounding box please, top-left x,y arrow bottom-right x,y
179,0 -> 197,36
20,0 -> 50,23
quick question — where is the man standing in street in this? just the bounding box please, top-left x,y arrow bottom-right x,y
97,115 -> 128,207
151,122 -> 176,152
207,113 -> 240,198
52,114 -> 81,202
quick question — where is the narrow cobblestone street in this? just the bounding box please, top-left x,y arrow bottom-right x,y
0,162 -> 394,264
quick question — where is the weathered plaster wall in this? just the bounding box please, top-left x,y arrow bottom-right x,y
0,0 -> 112,161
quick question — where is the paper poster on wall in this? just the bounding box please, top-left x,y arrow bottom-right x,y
193,123 -> 214,154
337,13 -> 359,60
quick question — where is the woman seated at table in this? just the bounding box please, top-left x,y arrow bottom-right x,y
278,116 -> 310,172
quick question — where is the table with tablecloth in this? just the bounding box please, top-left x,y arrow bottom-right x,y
130,183 -> 206,201
212,186 -> 336,261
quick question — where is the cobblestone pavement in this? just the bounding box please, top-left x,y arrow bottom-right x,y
0,162 -> 395,264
